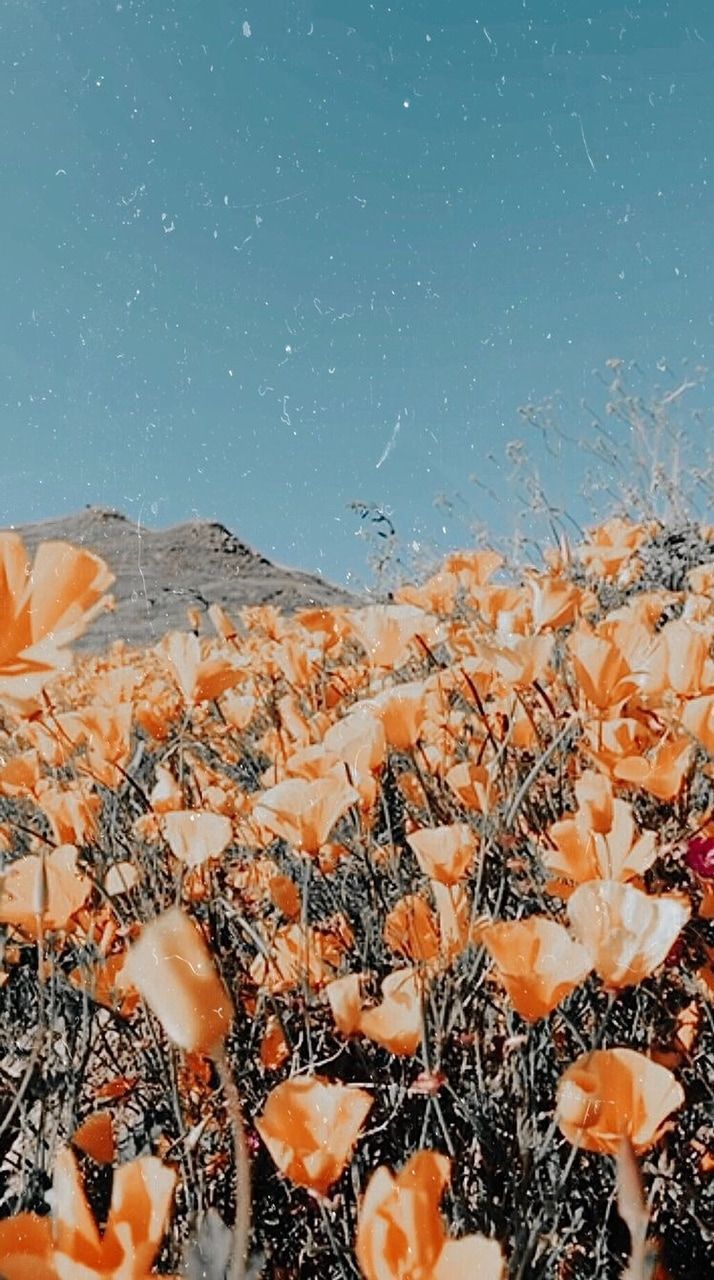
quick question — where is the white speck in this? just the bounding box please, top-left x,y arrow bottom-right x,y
228,369 -> 233,377
426,33 -> 431,42
281,396 -> 291,426
224,194 -> 229,205
55,168 -> 67,176
403,99 -> 410,109
255,213 -> 263,227
285,344 -> 292,354
242,20 -> 251,38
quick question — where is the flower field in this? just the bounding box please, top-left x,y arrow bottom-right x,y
0,516 -> 713,1278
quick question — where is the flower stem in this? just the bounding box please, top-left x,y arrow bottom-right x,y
216,1049 -> 252,1280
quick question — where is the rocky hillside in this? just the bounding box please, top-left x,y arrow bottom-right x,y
9,507 -> 365,651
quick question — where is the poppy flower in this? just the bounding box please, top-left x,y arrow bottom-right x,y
444,760 -> 495,813
0,533 -> 114,707
0,1147 -> 177,1280
253,774 -> 359,856
556,1048 -> 684,1154
327,969 -> 425,1057
355,1150 -> 505,1280
157,631 -> 243,706
567,881 -> 690,988
384,894 -> 441,964
613,735 -> 693,802
480,917 -> 591,1021
544,798 -> 657,886
357,968 -> 425,1057
567,624 -> 639,710
0,844 -> 92,938
0,1212 -> 57,1279
406,823 -> 477,886
248,919 -> 352,994
161,810 -> 232,868
355,681 -> 430,752
681,694 -> 714,755
255,1075 -> 373,1195
71,1112 -> 116,1165
124,908 -> 234,1058
346,604 -> 443,671
52,1146 -> 177,1278
323,709 -> 388,776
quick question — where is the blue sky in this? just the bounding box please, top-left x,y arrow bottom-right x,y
2,0 -> 713,588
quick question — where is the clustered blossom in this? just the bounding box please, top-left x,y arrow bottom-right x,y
0,516 -> 712,1277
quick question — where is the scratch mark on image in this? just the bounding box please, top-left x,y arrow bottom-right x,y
376,414 -> 401,469
572,112 -> 596,172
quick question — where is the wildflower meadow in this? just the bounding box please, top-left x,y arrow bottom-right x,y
0,505 -> 713,1277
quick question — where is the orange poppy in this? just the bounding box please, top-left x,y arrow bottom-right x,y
355,1150 -> 505,1280
556,1048 -> 684,1154
0,533 -> 114,706
0,844 -> 92,938
355,680 -> 430,752
346,604 -> 443,671
544,798 -> 657,887
480,917 -> 591,1021
53,1146 -> 177,1278
71,1112 -> 116,1165
161,810 -> 232,868
157,631 -> 243,706
255,1075 -> 373,1195
0,1212 -> 57,1280
567,624 -> 639,710
444,760 -> 495,814
613,735 -> 693,802
568,881 -> 690,988
253,774 -> 359,856
406,823 -> 477,886
0,1147 -> 177,1280
125,908 -> 234,1057
322,708 -> 388,776
327,968 -> 425,1057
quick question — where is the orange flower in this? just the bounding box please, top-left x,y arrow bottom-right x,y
356,680 -> 430,751
613,735 -> 693,802
161,810 -> 232,868
124,908 -> 234,1057
556,1048 -> 684,1154
384,895 -> 441,963
253,774 -> 359,856
52,1146 -> 177,1278
0,1212 -> 57,1280
0,533 -> 114,707
157,630 -> 243,705
567,624 -> 639,710
406,823 -> 477,886
72,1112 -> 115,1165
346,604 -> 443,671
327,968 -> 425,1057
0,1148 -> 177,1279
480,918 -> 591,1021
255,1075 -> 373,1195
567,881 -> 690,988
0,844 -> 92,938
544,798 -> 657,887
355,1150 -> 505,1280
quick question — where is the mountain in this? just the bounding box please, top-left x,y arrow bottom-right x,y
9,507 -> 366,652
